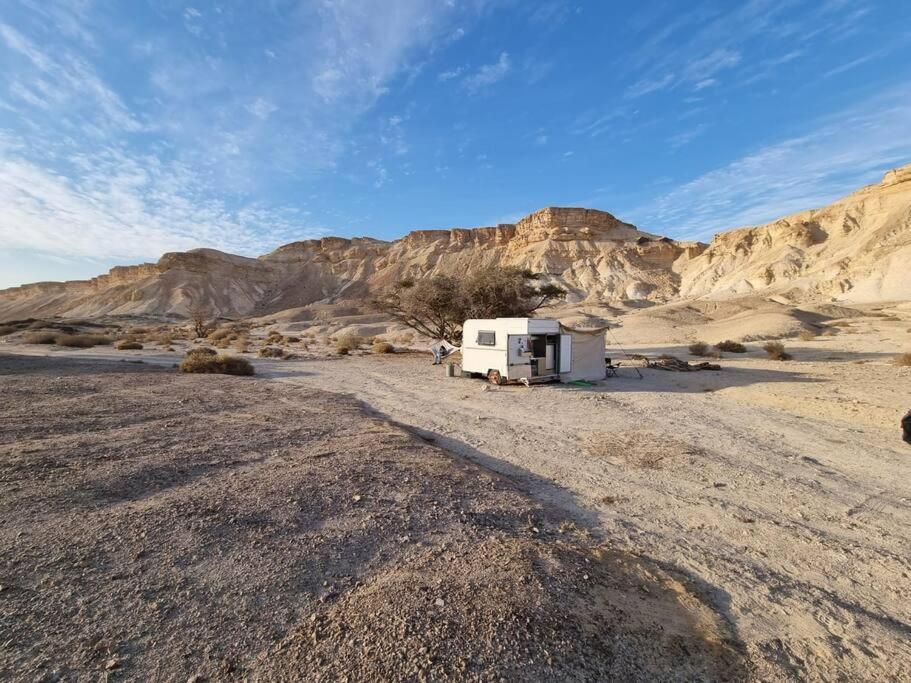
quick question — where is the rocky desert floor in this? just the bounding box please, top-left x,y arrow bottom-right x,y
1,307 -> 910,681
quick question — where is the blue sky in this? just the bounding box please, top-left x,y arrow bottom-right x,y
1,0 -> 910,288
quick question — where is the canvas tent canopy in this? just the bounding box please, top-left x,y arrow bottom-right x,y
459,318 -> 606,383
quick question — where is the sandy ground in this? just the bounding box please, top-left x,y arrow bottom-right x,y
2,311 -> 910,680
0,354 -> 748,681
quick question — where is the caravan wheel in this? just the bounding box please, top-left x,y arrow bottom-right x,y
487,370 -> 504,385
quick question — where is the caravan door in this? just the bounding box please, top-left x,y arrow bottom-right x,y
559,334 -> 572,373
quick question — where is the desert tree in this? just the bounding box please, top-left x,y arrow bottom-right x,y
187,301 -> 214,339
372,266 -> 565,343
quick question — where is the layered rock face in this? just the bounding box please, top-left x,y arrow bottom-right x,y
1,164 -> 909,319
677,164 -> 911,302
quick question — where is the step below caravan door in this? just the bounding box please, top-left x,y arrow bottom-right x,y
559,334 -> 572,373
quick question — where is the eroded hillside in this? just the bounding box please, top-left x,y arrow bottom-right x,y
1,164 -> 909,320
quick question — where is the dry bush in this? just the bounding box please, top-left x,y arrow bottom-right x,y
688,341 -> 709,356
336,331 -> 362,349
762,341 -> 792,361
128,326 -> 149,335
24,331 -> 57,344
56,333 -> 112,348
335,345 -> 350,356
258,346 -> 287,359
372,341 -> 395,354
798,330 -> 819,341
179,352 -> 254,376
186,346 -> 217,358
115,340 -> 143,350
894,353 -> 911,367
208,327 -> 233,342
715,340 -> 747,353
396,332 -> 415,344
285,335 -> 301,343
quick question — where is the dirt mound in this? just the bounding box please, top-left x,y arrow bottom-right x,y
0,355 -> 746,681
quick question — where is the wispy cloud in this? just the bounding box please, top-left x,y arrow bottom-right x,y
629,83 -> 911,240
625,73 -> 674,98
462,52 -> 511,93
668,123 -> 708,150
0,142 -> 323,262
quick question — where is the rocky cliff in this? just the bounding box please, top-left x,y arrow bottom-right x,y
1,164 -> 909,320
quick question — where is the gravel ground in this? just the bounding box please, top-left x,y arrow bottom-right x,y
0,354 -> 746,681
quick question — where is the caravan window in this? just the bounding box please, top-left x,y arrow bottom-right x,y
477,331 -> 496,346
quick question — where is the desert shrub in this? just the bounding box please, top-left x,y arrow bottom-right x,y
128,326 -> 149,335
24,331 -> 57,344
372,341 -> 395,354
258,346 -> 286,359
115,340 -> 143,350
396,332 -> 414,343
829,320 -> 852,328
208,327 -> 233,341
179,353 -> 254,376
762,341 -> 792,361
335,345 -> 350,355
56,333 -> 113,348
894,353 -> 911,367
186,346 -> 217,358
285,336 -> 301,343
0,325 -> 16,336
715,340 -> 747,353
688,341 -> 709,356
336,331 -> 363,349
155,335 -> 174,346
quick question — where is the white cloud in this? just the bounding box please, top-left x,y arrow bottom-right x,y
0,143 -> 323,262
438,66 -> 465,81
625,73 -> 674,98
667,123 -> 708,150
462,52 -> 512,93
629,83 -> 911,240
247,98 -> 278,120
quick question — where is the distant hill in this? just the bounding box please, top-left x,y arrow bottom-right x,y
1,164 -> 909,320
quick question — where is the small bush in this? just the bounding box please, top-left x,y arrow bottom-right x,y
208,327 -> 233,341
285,336 -> 301,343
179,353 -> 254,376
56,333 -> 112,348
894,353 -> 911,367
372,341 -> 395,354
335,345 -> 350,355
115,340 -> 144,350
336,331 -> 362,349
798,330 -> 819,341
762,341 -> 792,361
24,331 -> 57,344
258,346 -> 286,359
688,341 -> 709,356
715,340 -> 747,353
186,346 -> 217,358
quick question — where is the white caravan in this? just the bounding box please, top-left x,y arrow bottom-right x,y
460,318 -> 605,384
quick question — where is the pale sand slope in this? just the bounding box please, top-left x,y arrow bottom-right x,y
3,312 -> 910,680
